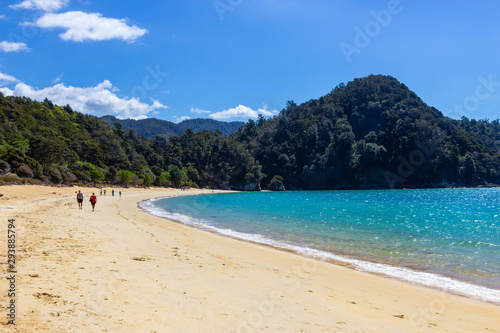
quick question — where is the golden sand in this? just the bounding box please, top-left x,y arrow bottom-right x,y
0,185 -> 499,332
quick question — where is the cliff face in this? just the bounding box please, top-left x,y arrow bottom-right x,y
231,181 -> 261,192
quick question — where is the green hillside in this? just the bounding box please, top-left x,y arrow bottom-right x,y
0,96 -> 261,189
1,75 -> 499,190
234,75 -> 500,189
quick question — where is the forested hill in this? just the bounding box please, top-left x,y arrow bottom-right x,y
1,75 -> 499,189
0,96 -> 261,189
178,119 -> 245,136
234,75 -> 500,189
101,115 -> 244,139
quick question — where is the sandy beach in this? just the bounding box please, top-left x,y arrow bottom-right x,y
1,185 -> 499,332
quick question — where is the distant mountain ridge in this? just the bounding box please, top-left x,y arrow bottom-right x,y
101,115 -> 244,139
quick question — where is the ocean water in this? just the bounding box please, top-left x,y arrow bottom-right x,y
140,188 -> 500,304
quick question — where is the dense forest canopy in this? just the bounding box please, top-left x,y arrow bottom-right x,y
1,75 -> 499,190
234,75 -> 500,189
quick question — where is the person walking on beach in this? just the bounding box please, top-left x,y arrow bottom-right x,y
119,191 -> 122,197
100,188 -> 103,196
76,190 -> 84,209
89,193 -> 97,212
112,189 -> 115,196
104,189 -> 106,196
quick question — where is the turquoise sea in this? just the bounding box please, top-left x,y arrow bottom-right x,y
140,188 -> 500,304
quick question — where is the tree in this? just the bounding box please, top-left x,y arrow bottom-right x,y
142,173 -> 153,187
118,170 -> 132,185
30,136 -> 66,168
89,169 -> 105,183
460,153 -> 478,184
169,165 -> 183,188
268,175 -> 284,191
257,114 -> 265,127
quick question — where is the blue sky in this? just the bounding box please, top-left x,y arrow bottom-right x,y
0,0 -> 499,122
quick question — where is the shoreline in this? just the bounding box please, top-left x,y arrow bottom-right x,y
140,193 -> 500,306
1,185 -> 499,332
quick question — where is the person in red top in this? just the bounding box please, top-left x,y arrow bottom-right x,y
89,193 -> 97,212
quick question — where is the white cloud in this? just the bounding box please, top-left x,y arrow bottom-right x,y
0,14 -> 6,20
209,105 -> 278,120
173,116 -> 191,123
0,72 -> 19,85
29,11 -> 148,42
0,87 -> 14,96
1,80 -> 167,119
10,0 -> 69,12
190,106 -> 211,114
0,41 -> 30,52
52,73 -> 63,84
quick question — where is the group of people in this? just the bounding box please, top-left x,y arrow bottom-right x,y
76,189 -> 123,211
98,188 -> 121,197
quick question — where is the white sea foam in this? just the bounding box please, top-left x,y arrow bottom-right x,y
139,198 -> 500,305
